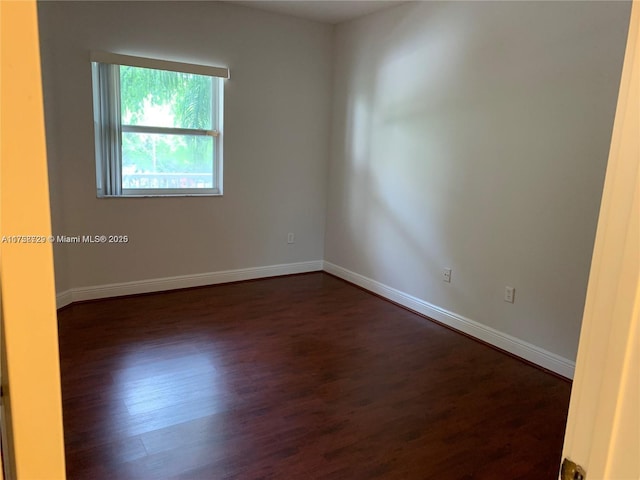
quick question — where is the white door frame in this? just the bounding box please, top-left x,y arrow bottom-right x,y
561,2 -> 639,478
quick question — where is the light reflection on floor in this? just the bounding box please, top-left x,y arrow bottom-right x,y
110,342 -> 232,441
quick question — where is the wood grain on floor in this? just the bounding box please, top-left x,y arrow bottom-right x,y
58,272 -> 571,479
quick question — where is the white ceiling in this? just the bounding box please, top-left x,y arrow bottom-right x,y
229,1 -> 405,24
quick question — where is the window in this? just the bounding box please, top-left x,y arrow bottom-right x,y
91,53 -> 228,197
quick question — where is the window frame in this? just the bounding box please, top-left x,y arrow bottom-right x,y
90,52 -> 228,198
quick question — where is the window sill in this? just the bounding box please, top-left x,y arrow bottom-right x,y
97,193 -> 223,198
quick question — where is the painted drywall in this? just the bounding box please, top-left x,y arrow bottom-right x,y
41,83 -> 71,295
37,1 -> 332,289
325,1 -> 631,361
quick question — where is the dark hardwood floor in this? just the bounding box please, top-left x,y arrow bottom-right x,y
58,272 -> 571,479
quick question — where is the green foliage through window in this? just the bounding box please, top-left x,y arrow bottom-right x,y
119,66 -> 215,184
92,53 -> 225,196
120,66 -> 212,129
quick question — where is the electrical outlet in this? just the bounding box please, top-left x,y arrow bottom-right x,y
505,286 -> 515,303
287,232 -> 295,244
442,268 -> 452,283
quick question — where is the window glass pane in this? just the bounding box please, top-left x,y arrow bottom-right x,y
120,66 -> 213,130
122,132 -> 214,189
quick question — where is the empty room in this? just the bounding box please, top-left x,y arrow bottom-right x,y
1,1 -> 638,479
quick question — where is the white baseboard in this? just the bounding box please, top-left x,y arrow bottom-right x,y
55,259 -> 574,379
323,261 -> 575,379
56,260 -> 323,309
56,290 -> 73,309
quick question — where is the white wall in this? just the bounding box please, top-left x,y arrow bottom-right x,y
39,0 -> 631,371
37,1 -> 332,290
325,1 -> 631,362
